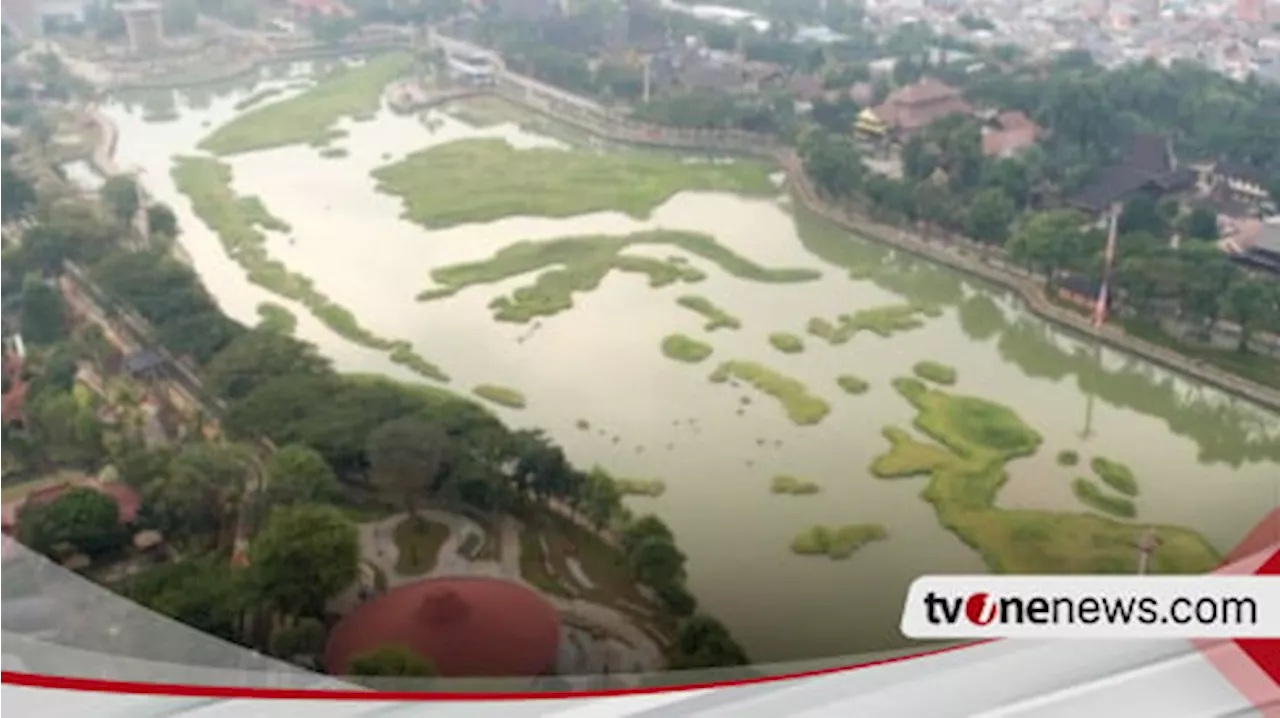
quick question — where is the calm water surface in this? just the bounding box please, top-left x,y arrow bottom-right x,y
102,69 -> 1280,664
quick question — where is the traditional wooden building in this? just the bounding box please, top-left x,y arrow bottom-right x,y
858,77 -> 973,139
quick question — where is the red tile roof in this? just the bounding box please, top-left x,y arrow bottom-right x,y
870,78 -> 972,131
324,577 -> 560,678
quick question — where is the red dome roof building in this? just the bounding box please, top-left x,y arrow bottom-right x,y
323,577 -> 562,678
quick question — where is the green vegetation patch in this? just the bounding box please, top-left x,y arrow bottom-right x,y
417,231 -> 818,323
874,378 -> 1219,574
171,156 -> 448,383
471,384 -> 527,409
1090,456 -> 1139,497
392,516 -> 450,576
790,524 -> 887,559
661,333 -> 713,363
1072,477 -> 1137,519
614,478 -> 666,497
771,475 -> 821,495
836,374 -> 869,395
806,303 -> 934,346
1057,449 -> 1079,467
199,53 -> 411,155
233,87 -> 286,112
768,332 -> 805,354
255,301 -> 297,335
710,360 -> 830,426
870,426 -> 955,478
675,295 -> 741,331
912,360 -> 957,386
318,147 -> 349,159
371,137 -> 779,229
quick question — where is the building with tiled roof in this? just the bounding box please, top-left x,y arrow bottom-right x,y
323,577 -> 561,678
981,110 -> 1041,157
866,77 -> 973,136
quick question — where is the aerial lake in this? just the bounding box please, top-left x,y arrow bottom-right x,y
103,62 -> 1280,664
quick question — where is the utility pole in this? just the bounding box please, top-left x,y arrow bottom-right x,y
1137,527 -> 1160,575
641,55 -> 651,103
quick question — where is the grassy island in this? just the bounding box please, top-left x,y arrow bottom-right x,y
869,377 -> 1219,574
836,374 -> 869,395
172,155 -> 449,383
370,137 -> 778,229
472,384 -> 527,409
790,524 -> 887,559
913,360 -> 957,385
869,426 -> 955,478
1090,457 -> 1139,497
806,303 -> 935,346
1072,477 -> 1138,519
768,332 -> 805,354
318,146 -> 349,159
199,53 -> 411,155
675,295 -> 741,331
417,231 -> 818,323
661,334 -> 714,363
613,478 -> 666,497
710,360 -> 830,426
771,475 -> 821,495
233,87 -> 286,112
255,301 -> 297,334
1057,449 -> 1080,467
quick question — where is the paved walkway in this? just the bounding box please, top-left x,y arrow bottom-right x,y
342,509 -> 664,674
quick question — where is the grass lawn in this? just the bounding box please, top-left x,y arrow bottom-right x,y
535,513 -> 657,619
518,529 -> 574,597
912,360 -> 957,386
471,384 -> 528,409
806,303 -> 935,346
771,474 -> 821,495
675,295 -> 741,331
661,333 -> 713,363
790,523 -> 887,559
417,230 -> 818,323
199,53 -> 412,155
872,377 -> 1220,574
710,359 -> 830,426
172,156 -> 448,383
371,138 -> 779,229
392,516 -> 450,576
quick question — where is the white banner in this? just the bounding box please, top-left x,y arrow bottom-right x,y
900,576 -> 1280,639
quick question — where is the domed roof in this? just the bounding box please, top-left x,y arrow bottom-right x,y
323,577 -> 561,678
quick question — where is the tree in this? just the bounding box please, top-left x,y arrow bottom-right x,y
1,165 -> 36,222
620,514 -> 674,556
205,329 -> 332,401
348,644 -> 437,677
161,0 -> 200,34
367,416 -> 448,517
249,503 -> 359,617
628,536 -> 687,587
146,203 -> 179,237
265,443 -> 339,506
17,487 -> 126,557
101,175 -> 141,225
109,437 -> 174,490
270,617 -> 327,660
26,391 -> 104,467
120,556 -> 249,645
1221,278 -> 1272,353
669,615 -> 749,670
19,276 -> 68,346
147,442 -> 253,538
965,187 -> 1017,244
1180,207 -> 1219,241
1005,209 -> 1087,283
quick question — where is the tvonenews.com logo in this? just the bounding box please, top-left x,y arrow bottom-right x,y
900,577 -> 1280,640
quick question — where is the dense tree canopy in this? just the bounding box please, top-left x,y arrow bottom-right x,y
248,503 -> 360,617
17,487 -> 126,558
